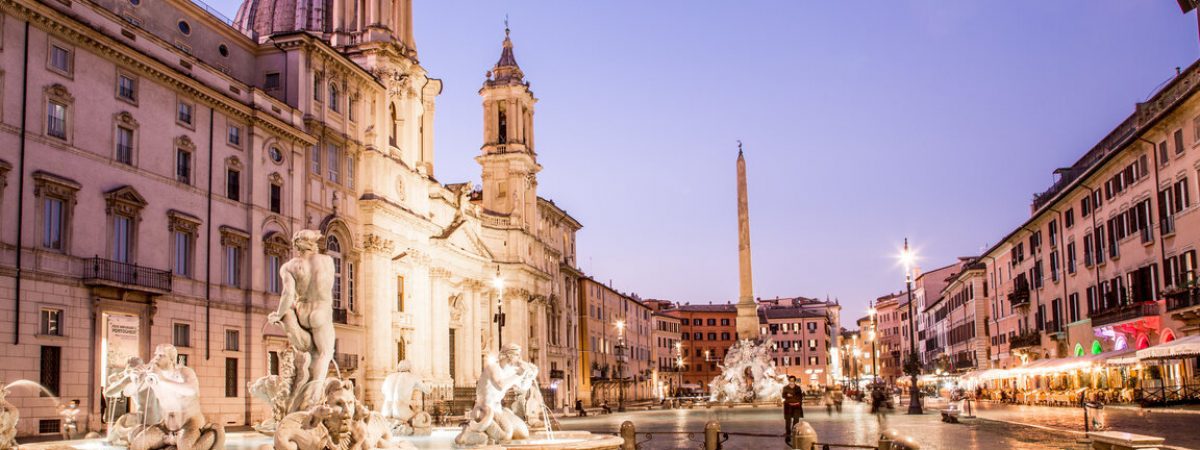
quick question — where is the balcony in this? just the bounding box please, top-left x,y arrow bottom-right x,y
1008,286 -> 1031,307
1140,227 -> 1154,245
1010,331 -> 1041,350
549,369 -> 565,380
1166,287 -> 1200,312
82,257 -> 171,294
1161,215 -> 1176,236
1091,301 -> 1160,327
334,353 -> 359,372
333,308 -> 349,325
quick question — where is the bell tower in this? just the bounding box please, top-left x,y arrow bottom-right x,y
477,26 -> 540,226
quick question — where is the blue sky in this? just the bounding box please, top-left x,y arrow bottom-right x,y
209,1 -> 1199,317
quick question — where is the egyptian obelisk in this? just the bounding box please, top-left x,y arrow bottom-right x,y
735,142 -> 760,341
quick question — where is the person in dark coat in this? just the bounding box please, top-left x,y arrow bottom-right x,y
782,376 -> 805,442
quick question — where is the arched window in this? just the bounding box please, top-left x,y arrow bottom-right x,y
497,104 -> 507,143
1114,336 -> 1128,351
1074,343 -> 1085,357
1091,340 -> 1103,355
388,103 -> 397,147
327,235 -> 343,310
328,83 -> 339,112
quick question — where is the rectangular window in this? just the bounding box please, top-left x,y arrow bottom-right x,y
225,245 -> 242,287
49,45 -> 71,74
1081,197 -> 1091,217
310,146 -> 320,174
264,72 -> 280,90
327,144 -> 340,183
177,101 -> 193,126
42,198 -> 64,250
117,74 -> 136,101
1175,129 -> 1185,155
173,323 -> 191,347
40,309 -> 62,336
1159,141 -> 1170,166
226,169 -> 240,201
173,231 -> 192,276
227,125 -> 241,147
224,358 -> 238,397
347,262 -> 356,312
1067,241 -> 1077,274
346,155 -> 355,189
1065,208 -> 1075,228
396,276 -> 406,311
269,183 -> 282,214
266,254 -> 282,294
176,149 -> 192,184
40,346 -> 61,397
225,329 -> 240,351
268,351 -> 280,375
47,101 -> 67,139
116,126 -> 134,164
112,215 -> 132,263
313,73 -> 323,101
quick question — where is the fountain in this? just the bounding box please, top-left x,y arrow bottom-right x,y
708,339 -> 787,403
17,230 -> 621,450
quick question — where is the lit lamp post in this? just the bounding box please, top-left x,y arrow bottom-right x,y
852,347 -> 862,389
615,320 -> 627,412
901,238 -> 923,414
492,269 -> 506,350
674,342 -> 683,398
868,304 -> 879,386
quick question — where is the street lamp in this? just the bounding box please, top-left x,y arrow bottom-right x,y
492,268 -> 506,350
900,238 -> 923,414
868,303 -> 879,387
615,320 -> 627,412
674,342 -> 683,398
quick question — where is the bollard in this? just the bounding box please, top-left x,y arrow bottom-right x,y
704,420 -> 721,450
878,429 -> 901,450
791,421 -> 817,450
890,435 -> 920,450
619,421 -> 636,450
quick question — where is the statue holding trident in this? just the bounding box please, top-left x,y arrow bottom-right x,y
255,230 -> 337,423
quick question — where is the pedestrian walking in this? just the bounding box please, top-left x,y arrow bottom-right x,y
871,386 -> 888,428
575,400 -> 587,417
782,376 -> 804,445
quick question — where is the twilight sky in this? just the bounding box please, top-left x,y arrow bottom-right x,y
209,1 -> 1200,318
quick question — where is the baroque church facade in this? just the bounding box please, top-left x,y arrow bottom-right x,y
0,0 -> 580,435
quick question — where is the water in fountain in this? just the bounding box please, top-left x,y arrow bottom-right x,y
5,379 -> 60,402
709,339 -> 787,403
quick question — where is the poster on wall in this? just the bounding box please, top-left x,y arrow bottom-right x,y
103,313 -> 141,384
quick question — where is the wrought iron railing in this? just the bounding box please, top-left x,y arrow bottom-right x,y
83,256 -> 171,292
1091,301 -> 1159,327
1135,382 -> 1200,406
1166,287 -> 1200,312
1010,331 -> 1041,350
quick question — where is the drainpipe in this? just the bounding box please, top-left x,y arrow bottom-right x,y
1134,136 -> 1169,297
205,108 -> 214,360
13,21 -> 30,346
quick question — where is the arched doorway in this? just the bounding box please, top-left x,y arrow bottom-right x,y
1136,334 -> 1150,350
1162,329 -> 1177,344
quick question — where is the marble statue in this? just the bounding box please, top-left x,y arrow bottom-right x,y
270,378 -> 412,450
105,356 -> 146,446
129,344 -> 225,450
454,344 -> 538,446
709,339 -> 786,403
268,230 -> 337,407
0,384 -> 18,449
380,361 -> 432,436
253,230 -> 337,431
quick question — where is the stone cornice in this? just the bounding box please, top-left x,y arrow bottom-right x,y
0,0 -> 316,147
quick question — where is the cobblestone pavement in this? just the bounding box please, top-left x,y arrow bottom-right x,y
558,402 -> 1093,450
972,401 -> 1199,449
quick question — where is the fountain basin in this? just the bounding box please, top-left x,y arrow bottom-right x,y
17,428 -> 623,450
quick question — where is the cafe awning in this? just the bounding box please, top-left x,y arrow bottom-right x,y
1136,335 -> 1200,360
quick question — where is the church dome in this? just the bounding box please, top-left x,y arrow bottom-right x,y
232,0 -> 331,39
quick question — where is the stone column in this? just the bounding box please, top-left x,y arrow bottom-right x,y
360,233 -> 394,406
429,268 -> 452,382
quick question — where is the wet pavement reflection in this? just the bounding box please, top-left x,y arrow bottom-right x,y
557,402 -> 1164,449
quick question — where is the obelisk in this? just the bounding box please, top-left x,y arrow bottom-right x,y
735,143 -> 760,341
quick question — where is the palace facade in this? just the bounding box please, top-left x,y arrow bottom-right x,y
0,0 -> 582,436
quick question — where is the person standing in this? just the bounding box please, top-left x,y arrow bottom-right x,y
782,376 -> 804,443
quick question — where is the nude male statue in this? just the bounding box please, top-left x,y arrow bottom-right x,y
381,360 -> 431,426
130,344 -> 223,450
454,344 -> 537,445
267,229 -> 337,407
